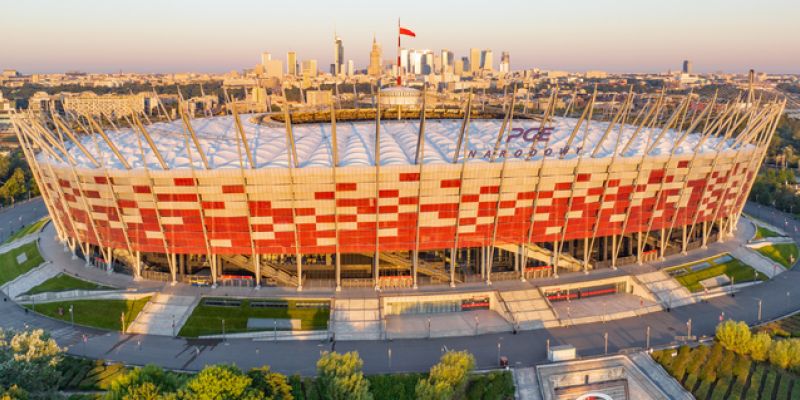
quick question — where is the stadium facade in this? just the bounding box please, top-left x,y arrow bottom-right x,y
12,90 -> 784,291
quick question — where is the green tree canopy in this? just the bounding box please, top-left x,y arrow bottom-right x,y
316,351 -> 372,400
180,364 -> 257,400
415,351 -> 476,400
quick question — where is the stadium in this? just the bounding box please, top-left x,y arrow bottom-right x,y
11,89 -> 782,291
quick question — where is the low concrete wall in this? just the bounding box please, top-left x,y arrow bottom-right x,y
16,290 -> 153,304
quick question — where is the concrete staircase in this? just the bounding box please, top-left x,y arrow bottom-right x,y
498,289 -> 558,330
331,297 -> 382,341
127,293 -> 197,336
219,254 -> 297,286
497,243 -> 586,272
378,252 -> 454,283
636,271 -> 697,308
1,262 -> 59,299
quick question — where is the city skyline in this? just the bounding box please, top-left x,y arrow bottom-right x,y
1,0 -> 798,75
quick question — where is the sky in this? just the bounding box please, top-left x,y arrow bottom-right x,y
1,0 -> 798,75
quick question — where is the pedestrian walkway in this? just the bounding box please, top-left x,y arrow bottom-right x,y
0,233 -> 38,254
127,293 -> 197,336
1,262 -> 59,300
636,271 -> 697,308
385,309 -> 511,339
512,367 -> 541,400
628,352 -> 693,400
732,246 -> 785,278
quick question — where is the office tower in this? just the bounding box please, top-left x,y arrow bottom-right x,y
422,52 -> 434,75
499,51 -> 510,73
441,49 -> 454,74
334,35 -> 344,75
480,49 -> 493,71
461,56 -> 470,75
347,60 -> 354,76
287,52 -> 297,76
263,59 -> 283,78
410,51 -> 423,75
368,37 -> 382,76
301,59 -> 318,77
399,48 -> 409,73
469,48 -> 481,73
682,60 -> 692,74
261,52 -> 271,67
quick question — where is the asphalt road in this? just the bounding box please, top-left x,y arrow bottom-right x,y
0,197 -> 47,243
1,200 -> 799,376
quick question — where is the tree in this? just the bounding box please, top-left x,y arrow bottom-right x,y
0,329 -> 62,398
0,168 -> 26,205
316,351 -> 372,400
749,332 -> 772,362
247,366 -> 293,400
106,364 -> 185,400
180,364 -> 257,400
415,351 -> 475,400
715,320 -> 752,355
769,340 -> 792,369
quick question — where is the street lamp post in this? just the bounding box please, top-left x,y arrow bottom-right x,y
646,326 -> 650,351
687,318 -> 692,339
758,299 -> 763,321
427,317 -> 431,339
222,319 -> 226,344
496,340 -> 502,365
388,348 -> 392,370
604,332 -> 608,355
69,305 -> 74,326
474,315 -> 479,336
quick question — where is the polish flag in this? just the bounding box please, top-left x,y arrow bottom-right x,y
399,27 -> 416,37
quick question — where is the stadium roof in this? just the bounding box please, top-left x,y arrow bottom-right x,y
46,115 -> 742,170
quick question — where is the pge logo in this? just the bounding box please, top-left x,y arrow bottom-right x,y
506,127 -> 553,143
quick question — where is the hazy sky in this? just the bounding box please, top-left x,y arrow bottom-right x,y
2,0 -> 798,74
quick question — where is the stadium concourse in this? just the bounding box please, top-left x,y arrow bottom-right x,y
10,90 -> 784,294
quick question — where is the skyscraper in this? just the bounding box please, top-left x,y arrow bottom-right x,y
287,52 -> 297,76
499,51 -> 510,74
301,59 -> 318,77
469,48 -> 481,73
347,60 -> 355,76
441,49 -> 454,74
480,50 -> 493,71
334,35 -> 344,76
368,37 -> 382,76
399,48 -> 409,73
261,52 -> 271,67
682,60 -> 692,74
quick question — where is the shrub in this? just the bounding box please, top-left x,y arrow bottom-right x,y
465,371 -> 514,400
749,332 -> 772,362
788,339 -> 800,371
769,340 -> 793,369
700,343 -> 724,382
247,366 -> 293,400
105,364 -> 185,400
733,354 -> 752,385
316,352 -> 372,400
367,374 -> 422,400
669,345 -> 692,378
716,320 -> 752,355
181,364 -> 256,399
718,350 -> 736,379
415,351 -> 476,400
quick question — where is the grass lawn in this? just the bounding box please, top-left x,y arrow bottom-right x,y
754,226 -> 783,240
0,242 -> 45,285
2,217 -> 49,244
179,298 -> 330,337
667,254 -> 767,292
757,243 -> 799,269
23,273 -> 114,296
25,297 -> 151,331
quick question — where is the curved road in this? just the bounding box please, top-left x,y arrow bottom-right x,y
0,198 -> 47,243
1,198 -> 799,376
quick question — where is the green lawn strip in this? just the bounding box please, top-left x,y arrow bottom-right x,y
755,226 -> 783,240
178,298 -> 330,337
673,256 -> 767,293
25,297 -> 151,331
745,364 -> 765,400
792,378 -> 800,400
762,370 -> 778,399
0,241 -> 45,285
23,273 -> 114,295
757,243 -> 800,269
2,217 -> 48,245
777,373 -> 792,399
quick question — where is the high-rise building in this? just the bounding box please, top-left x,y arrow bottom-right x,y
399,48 -> 409,73
422,52 -> 434,75
287,52 -> 297,76
263,59 -> 283,78
480,50 -> 493,71
301,59 -> 318,77
499,51 -> 510,73
334,35 -> 344,76
261,52 -> 272,67
682,60 -> 692,74
469,48 -> 481,73
347,60 -> 355,76
368,37 -> 382,76
441,49 -> 454,74
410,51 -> 423,75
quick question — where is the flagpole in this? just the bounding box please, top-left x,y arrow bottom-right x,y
397,18 -> 401,86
